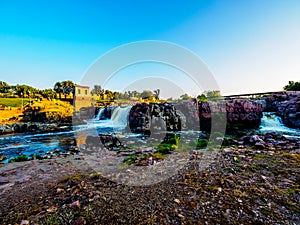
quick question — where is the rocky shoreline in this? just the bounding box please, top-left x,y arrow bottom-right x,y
0,122 -> 73,136
0,132 -> 299,224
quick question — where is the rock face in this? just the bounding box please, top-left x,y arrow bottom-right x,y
277,92 -> 300,128
22,106 -> 47,122
225,99 -> 263,129
128,99 -> 263,134
199,99 -> 263,132
264,92 -> 290,112
173,100 -> 199,130
128,103 -> 181,135
264,91 -> 300,129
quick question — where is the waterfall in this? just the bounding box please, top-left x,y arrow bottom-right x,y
111,106 -> 132,128
94,108 -> 105,120
259,112 -> 300,138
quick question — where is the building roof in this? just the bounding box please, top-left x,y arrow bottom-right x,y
75,84 -> 90,89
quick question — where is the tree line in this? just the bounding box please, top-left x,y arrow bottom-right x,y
90,85 -> 160,100
0,80 -> 75,99
284,81 -> 300,91
1,80 -> 298,101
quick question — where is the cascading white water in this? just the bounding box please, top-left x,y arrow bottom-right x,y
259,112 -> 300,138
111,106 -> 132,128
94,108 -> 105,120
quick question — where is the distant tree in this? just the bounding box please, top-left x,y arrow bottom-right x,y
61,80 -> 75,99
141,90 -> 153,99
40,89 -> 56,99
91,85 -> 103,95
154,89 -> 160,99
54,82 -> 63,99
104,89 -> 114,100
204,90 -> 221,98
132,90 -> 138,97
12,84 -> 35,97
197,94 -> 207,102
180,93 -> 191,100
284,81 -> 300,91
0,81 -> 10,93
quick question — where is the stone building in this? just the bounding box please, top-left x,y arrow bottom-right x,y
74,85 -> 91,111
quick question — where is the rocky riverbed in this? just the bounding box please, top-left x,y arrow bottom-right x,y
0,122 -> 73,136
0,132 -> 299,224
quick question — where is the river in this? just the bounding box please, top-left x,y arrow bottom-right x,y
0,110 -> 299,163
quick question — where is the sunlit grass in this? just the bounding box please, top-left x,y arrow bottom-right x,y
0,98 -> 30,107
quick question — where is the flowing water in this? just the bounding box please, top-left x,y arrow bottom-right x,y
259,112 -> 300,139
94,107 -> 105,120
0,106 -> 132,162
1,110 -> 299,162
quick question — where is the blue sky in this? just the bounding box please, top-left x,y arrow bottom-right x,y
0,0 -> 300,97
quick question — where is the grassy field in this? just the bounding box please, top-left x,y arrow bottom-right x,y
0,98 -> 31,107
0,109 -> 23,123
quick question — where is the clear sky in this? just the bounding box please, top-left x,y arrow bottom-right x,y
0,0 -> 300,97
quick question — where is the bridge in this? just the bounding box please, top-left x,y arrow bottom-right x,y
223,91 -> 295,99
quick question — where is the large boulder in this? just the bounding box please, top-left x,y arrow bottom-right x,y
277,92 -> 300,128
226,99 -> 263,128
173,100 -> 199,130
264,91 -> 290,112
264,91 -> 300,128
128,103 -> 181,135
199,99 -> 263,132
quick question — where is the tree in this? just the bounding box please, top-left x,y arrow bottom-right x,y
40,89 -> 56,99
284,81 -> 300,91
54,82 -> 63,99
205,90 -> 221,98
12,84 -> 35,97
197,94 -> 207,102
154,89 -> 160,99
91,85 -> 103,95
180,93 -> 191,100
141,90 -> 153,99
0,81 -> 9,93
61,80 -> 75,99
54,80 -> 75,99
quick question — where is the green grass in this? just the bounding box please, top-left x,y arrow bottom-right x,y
0,97 -> 30,107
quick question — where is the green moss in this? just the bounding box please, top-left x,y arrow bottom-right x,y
150,152 -> 166,160
285,200 -> 300,213
123,154 -> 137,165
253,154 -> 268,160
157,143 -> 177,154
45,217 -> 61,225
59,173 -> 86,183
31,154 -> 44,160
90,172 -> 101,180
8,155 -> 29,163
275,187 -> 300,197
196,139 -> 208,149
280,153 -> 300,162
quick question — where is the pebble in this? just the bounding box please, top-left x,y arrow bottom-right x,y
174,198 -> 181,204
69,200 -> 80,208
20,220 -> 29,225
0,177 -> 9,185
222,148 -> 233,153
16,175 -> 32,184
56,188 -> 65,194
